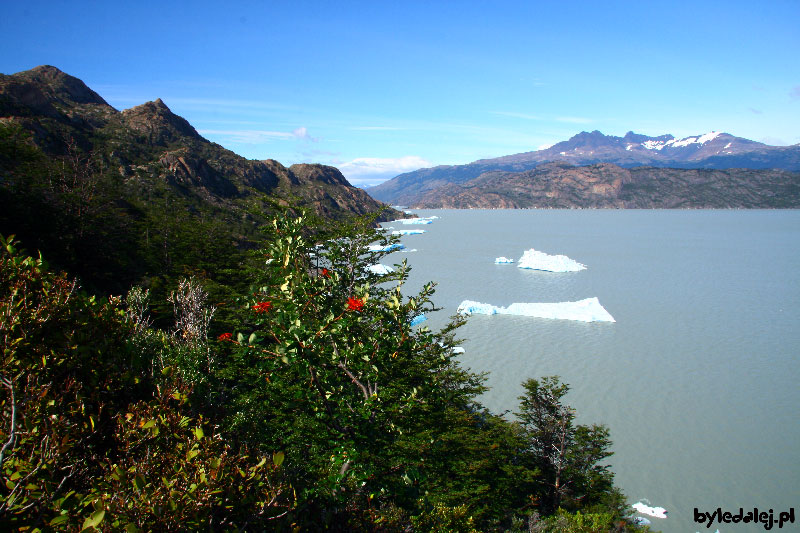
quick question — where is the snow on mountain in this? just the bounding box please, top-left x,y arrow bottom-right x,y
641,131 -> 722,151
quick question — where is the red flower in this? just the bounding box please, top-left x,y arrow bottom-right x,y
218,332 -> 233,341
252,301 -> 273,313
346,297 -> 364,312
320,268 -> 330,278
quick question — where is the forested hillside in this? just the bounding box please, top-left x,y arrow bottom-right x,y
0,66 -> 651,532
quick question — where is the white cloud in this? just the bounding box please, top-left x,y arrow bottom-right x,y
337,156 -> 431,186
760,136 -> 790,146
198,127 -> 315,144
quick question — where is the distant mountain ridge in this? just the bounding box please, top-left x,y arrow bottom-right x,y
412,161 -> 800,209
368,130 -> 800,205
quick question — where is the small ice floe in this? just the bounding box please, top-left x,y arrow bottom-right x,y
495,257 -> 514,264
632,501 -> 667,519
409,314 -> 427,326
457,297 -> 615,323
399,248 -> 418,253
368,264 -> 394,275
391,229 -> 425,235
399,218 -> 433,225
517,248 -> 586,272
369,243 -> 405,252
451,346 -> 465,354
631,516 -> 651,526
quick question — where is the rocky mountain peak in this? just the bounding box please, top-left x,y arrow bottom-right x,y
122,98 -> 203,145
289,164 -> 352,187
21,65 -> 110,107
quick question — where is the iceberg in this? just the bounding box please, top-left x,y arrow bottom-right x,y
452,346 -> 465,354
631,516 -> 651,526
517,248 -> 586,272
457,297 -> 615,323
409,313 -> 427,326
495,257 -> 514,264
391,229 -> 425,235
457,300 -> 499,315
369,243 -> 405,252
400,218 -> 433,225
632,502 -> 667,519
368,264 -> 394,275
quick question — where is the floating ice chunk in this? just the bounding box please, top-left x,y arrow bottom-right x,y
457,297 -> 615,323
517,248 -> 586,272
400,218 -> 433,225
457,300 -> 499,315
368,264 -> 394,275
399,248 -> 417,253
369,243 -> 405,252
631,516 -> 651,526
452,347 -> 465,354
392,229 -> 425,235
632,502 -> 667,519
495,257 -> 514,264
409,313 -> 427,326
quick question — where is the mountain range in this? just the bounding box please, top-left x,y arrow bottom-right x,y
0,66 -> 397,294
368,130 -> 800,206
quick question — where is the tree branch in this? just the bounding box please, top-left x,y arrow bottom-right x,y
0,376 -> 16,467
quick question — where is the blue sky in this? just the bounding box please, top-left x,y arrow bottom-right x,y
2,1 -> 799,186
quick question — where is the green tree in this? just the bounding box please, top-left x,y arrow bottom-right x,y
516,377 -> 616,515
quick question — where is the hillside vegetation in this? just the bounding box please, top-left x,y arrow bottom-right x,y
0,66 -> 652,531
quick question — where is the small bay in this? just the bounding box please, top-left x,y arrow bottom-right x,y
383,209 -> 800,533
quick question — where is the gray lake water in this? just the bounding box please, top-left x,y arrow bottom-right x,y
382,209 -> 800,533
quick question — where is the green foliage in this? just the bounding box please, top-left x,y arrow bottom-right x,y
516,377 -> 617,515
86,381 -> 292,531
0,236 -> 290,531
0,206 -> 645,532
0,234 -> 147,528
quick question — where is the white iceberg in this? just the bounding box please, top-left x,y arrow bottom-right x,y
368,264 -> 394,275
517,248 -> 586,272
452,346 -> 465,354
400,218 -> 433,225
457,300 -> 499,315
632,502 -> 667,519
399,248 -> 418,253
369,243 -> 405,252
392,229 -> 425,235
457,297 -> 615,323
495,257 -> 514,264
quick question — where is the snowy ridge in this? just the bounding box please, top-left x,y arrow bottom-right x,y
457,297 -> 615,323
641,131 -> 721,151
